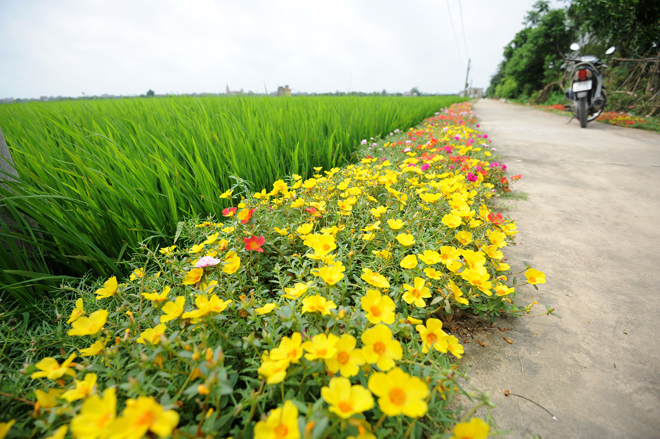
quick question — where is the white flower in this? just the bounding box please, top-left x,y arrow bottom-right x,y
403,147 -> 411,153
195,256 -> 221,268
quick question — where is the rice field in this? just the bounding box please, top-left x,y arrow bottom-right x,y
0,95 -> 466,302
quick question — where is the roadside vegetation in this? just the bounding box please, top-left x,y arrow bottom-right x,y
0,95 -> 466,304
487,0 -> 660,130
0,103 -> 548,438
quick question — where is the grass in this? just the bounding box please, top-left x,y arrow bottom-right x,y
0,95 -> 467,306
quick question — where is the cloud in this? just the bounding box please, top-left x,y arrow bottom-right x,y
0,0 -> 564,99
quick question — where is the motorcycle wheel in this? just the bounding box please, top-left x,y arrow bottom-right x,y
578,97 -> 588,128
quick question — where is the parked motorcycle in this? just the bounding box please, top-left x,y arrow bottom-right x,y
564,43 -> 616,128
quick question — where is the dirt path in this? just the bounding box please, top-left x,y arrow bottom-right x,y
463,100 -> 660,438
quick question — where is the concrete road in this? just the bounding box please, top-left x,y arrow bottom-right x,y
463,100 -> 660,439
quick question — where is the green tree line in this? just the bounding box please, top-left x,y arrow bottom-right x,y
487,0 -> 660,115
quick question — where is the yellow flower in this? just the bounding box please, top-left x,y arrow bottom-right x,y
274,227 -> 289,236
309,233 -> 336,256
137,324 -> 166,345
31,353 -> 77,381
455,231 -> 473,245
370,206 -> 388,218
361,324 -> 402,371
129,268 -> 143,281
223,254 -> 241,274
360,289 -> 396,325
255,303 -> 278,315
79,338 -> 107,356
290,198 -> 305,208
447,335 -> 464,358
189,243 -> 205,254
321,377 -> 374,419
34,388 -> 64,408
362,232 -> 376,241
415,319 -> 448,353
182,295 -> 233,321
159,245 -> 177,256
441,213 -> 462,228
142,286 -> 170,302
325,334 -> 365,377
461,250 -> 486,269
302,295 -> 337,316
462,267 -> 493,295
311,264 -> 345,285
424,267 -> 443,280
450,417 -> 490,439
258,352 -> 290,385
402,277 -> 432,307
219,188 -> 234,199
107,395 -> 179,439
70,387 -> 116,439
270,333 -> 304,364
67,298 -> 85,324
525,268 -> 546,285
494,283 -> 515,296
487,229 -> 507,248
448,281 -> 469,305
160,296 -> 186,323
400,254 -> 418,269
94,277 -> 118,299
203,232 -> 219,245
302,333 -> 339,361
372,249 -> 392,260
396,233 -> 415,246
0,421 -> 15,439
61,373 -> 97,402
44,425 -> 68,439
418,250 -> 441,265
282,282 -> 309,299
254,400 -> 300,439
68,310 -> 108,336
497,262 -> 511,271
439,246 -> 461,264
368,367 -> 428,417
182,267 -> 203,285
297,223 -> 313,235
482,244 -> 503,259
361,268 -> 390,289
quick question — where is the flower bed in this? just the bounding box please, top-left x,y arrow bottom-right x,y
1,102 -> 545,439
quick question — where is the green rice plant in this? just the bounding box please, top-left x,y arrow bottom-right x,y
0,95 -> 466,304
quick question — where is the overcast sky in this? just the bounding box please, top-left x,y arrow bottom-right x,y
0,0 -> 565,99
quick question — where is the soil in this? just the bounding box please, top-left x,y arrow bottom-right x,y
460,99 -> 660,439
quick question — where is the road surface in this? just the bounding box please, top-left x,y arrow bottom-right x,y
463,100 -> 660,439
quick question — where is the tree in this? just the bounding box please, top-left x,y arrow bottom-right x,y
146,89 -> 155,97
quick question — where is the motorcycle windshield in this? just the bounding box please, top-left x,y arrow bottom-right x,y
580,55 -> 599,62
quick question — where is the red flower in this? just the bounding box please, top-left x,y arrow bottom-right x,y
511,175 -> 522,181
487,213 -> 504,225
305,207 -> 321,218
222,207 -> 237,217
244,235 -> 265,252
238,208 -> 256,224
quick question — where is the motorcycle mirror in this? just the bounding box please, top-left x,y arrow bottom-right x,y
570,43 -> 580,51
605,46 -> 616,55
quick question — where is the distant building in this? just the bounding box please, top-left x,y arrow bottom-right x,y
226,85 -> 244,96
402,92 -> 418,97
277,85 -> 291,97
458,88 -> 484,98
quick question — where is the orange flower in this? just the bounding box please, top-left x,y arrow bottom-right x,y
244,236 -> 265,252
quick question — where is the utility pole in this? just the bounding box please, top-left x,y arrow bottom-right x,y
464,58 -> 471,97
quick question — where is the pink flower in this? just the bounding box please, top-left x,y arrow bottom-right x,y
361,139 -> 368,145
467,172 -> 478,182
421,164 -> 430,171
196,256 -> 221,268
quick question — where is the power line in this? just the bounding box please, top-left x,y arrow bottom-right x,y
446,0 -> 465,67
457,0 -> 471,59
